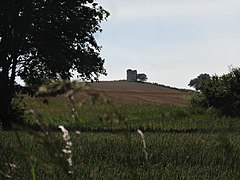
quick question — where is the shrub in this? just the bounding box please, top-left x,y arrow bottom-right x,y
188,93 -> 209,108
189,67 -> 240,116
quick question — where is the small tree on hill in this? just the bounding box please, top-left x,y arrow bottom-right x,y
0,0 -> 109,130
137,73 -> 148,82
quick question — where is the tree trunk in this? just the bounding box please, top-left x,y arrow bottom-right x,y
0,33 -> 19,130
0,63 -> 14,130
0,112 -> 13,131
0,84 -> 13,131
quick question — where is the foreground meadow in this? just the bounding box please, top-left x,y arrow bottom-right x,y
1,94 -> 240,179
1,131 -> 240,179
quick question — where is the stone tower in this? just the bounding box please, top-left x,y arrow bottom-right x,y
127,69 -> 137,81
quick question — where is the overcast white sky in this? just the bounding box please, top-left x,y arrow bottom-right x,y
95,0 -> 240,88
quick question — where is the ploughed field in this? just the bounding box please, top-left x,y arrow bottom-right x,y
89,81 -> 188,106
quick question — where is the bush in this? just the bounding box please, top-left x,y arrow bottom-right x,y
189,93 -> 209,108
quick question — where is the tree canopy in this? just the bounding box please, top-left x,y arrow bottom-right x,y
0,0 -> 109,130
188,73 -> 210,91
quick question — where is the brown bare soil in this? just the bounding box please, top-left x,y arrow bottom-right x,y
88,81 -> 189,106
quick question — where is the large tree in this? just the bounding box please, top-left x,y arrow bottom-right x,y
0,0 -> 109,130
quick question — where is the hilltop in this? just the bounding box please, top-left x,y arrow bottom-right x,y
88,81 -> 189,106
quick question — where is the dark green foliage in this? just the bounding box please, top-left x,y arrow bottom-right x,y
0,0 -> 109,85
189,67 -> 240,116
0,0 -> 109,129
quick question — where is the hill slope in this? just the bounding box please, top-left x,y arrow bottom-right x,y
89,81 -> 188,106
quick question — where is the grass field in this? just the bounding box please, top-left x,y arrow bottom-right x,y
22,94 -> 240,133
1,131 -> 240,179
1,82 -> 240,179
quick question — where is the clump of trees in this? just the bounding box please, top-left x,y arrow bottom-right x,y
189,67 -> 240,116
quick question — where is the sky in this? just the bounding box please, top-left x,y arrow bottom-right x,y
95,0 -> 240,88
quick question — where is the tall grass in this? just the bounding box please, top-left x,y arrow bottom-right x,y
1,131 -> 240,179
